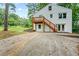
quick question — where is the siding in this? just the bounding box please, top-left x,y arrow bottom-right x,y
33,4 -> 72,33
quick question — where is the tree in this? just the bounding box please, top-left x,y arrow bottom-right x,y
37,3 -> 48,11
26,3 -> 37,18
4,3 -> 16,31
26,3 -> 48,18
8,13 -> 20,26
0,8 -> 4,25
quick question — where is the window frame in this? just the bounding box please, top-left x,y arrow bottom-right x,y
63,13 -> 66,18
59,13 -> 62,19
48,6 -> 52,11
50,14 -> 53,18
58,13 -> 67,19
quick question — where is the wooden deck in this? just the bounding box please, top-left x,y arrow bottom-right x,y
32,17 -> 57,32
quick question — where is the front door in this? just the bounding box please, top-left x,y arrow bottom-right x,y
36,24 -> 43,32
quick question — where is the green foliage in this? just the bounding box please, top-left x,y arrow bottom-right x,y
3,3 -> 16,31
8,26 -> 29,32
19,18 -> 32,28
0,3 -> 32,32
25,18 -> 32,27
8,13 -> 20,26
0,26 -> 30,32
37,3 -> 48,11
8,3 -> 16,12
0,8 -> 4,25
0,7 -> 32,28
27,3 -> 48,18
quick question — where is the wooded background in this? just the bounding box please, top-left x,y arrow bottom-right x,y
0,3 -> 79,33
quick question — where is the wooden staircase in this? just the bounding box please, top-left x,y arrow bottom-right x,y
43,17 -> 57,32
32,17 -> 57,32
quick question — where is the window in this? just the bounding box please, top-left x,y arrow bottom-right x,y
48,6 -> 52,10
59,13 -> 62,19
50,14 -> 53,18
63,13 -> 66,18
59,13 -> 67,19
62,24 -> 65,31
38,24 -> 41,29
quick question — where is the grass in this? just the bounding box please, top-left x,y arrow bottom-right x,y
0,26 -> 32,40
0,26 -> 31,32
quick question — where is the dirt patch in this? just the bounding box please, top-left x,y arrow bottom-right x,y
0,31 -> 23,40
0,32 -> 78,56
60,35 -> 79,38
76,45 -> 79,55
1,41 -> 25,56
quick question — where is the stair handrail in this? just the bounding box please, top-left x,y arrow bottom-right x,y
43,17 -> 56,26
43,17 -> 57,31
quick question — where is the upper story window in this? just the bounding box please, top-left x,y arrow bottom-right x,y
48,6 -> 52,11
59,13 -> 62,19
63,13 -> 66,18
59,13 -> 67,19
50,14 -> 53,18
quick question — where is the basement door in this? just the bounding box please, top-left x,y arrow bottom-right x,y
36,24 -> 43,32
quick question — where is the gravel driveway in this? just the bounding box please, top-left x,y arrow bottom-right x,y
0,32 -> 79,56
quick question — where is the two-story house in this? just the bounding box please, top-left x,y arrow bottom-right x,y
32,4 -> 72,33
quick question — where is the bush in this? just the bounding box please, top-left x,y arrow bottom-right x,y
73,28 -> 79,33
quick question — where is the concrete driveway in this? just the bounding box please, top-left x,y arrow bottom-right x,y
0,32 -> 79,56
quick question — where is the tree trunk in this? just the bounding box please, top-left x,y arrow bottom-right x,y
4,3 -> 9,31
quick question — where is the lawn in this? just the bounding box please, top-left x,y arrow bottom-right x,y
0,26 -> 31,40
0,26 -> 31,32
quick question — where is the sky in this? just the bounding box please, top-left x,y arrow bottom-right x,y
14,3 -> 28,18
0,3 -> 28,18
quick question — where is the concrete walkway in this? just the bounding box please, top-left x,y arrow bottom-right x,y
0,32 -> 79,56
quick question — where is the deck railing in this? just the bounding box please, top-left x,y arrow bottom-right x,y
32,17 -> 57,32
32,17 -> 43,23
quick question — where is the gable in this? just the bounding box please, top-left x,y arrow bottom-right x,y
33,3 -> 72,17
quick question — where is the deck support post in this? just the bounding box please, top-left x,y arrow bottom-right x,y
43,17 -> 45,32
32,17 -> 35,31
